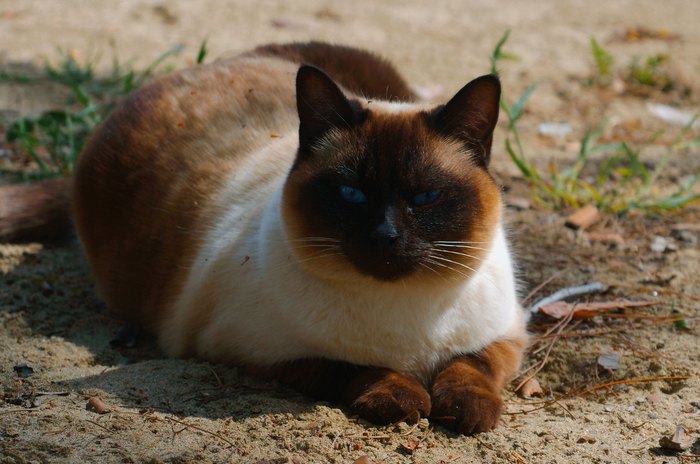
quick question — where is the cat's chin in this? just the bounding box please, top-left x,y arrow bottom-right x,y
351,258 -> 419,282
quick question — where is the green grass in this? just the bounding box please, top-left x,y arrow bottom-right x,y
1,45 -> 185,181
491,30 -> 700,213
589,38 -> 678,92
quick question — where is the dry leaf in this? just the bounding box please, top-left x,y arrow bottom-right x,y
399,439 -> 421,454
352,456 -> 373,464
86,396 -> 111,414
565,204 -> 599,230
539,299 -> 659,319
517,378 -> 544,398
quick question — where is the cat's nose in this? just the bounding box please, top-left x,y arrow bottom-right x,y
371,219 -> 400,248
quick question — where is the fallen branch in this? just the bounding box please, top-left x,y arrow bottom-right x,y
528,282 -> 607,313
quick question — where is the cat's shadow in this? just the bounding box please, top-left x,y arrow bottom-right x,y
2,240 -> 320,422
62,357 -> 320,421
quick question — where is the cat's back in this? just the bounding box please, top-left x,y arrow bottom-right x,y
73,56 -> 300,329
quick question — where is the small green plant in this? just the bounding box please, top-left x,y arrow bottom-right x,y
491,30 -> 700,213
627,53 -> 673,90
589,39 -> 678,93
2,45 -> 184,181
590,38 -> 614,82
196,39 -> 208,65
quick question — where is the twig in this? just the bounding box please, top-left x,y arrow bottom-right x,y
162,416 -> 236,448
472,434 -> 495,450
84,419 -> 113,434
515,305 -> 576,391
575,375 -> 690,397
0,408 -> 39,415
522,271 -> 563,305
528,282 -> 607,313
208,365 -> 224,389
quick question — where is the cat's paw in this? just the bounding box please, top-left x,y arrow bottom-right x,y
346,369 -> 431,424
430,383 -> 503,435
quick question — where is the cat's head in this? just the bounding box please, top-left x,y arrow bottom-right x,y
282,65 -> 502,284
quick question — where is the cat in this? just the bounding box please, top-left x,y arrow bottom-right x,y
72,41 -> 527,435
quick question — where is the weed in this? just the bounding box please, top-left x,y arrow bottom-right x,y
627,53 -> 673,91
590,38 -> 614,83
1,46 -> 184,181
491,30 -> 700,213
196,39 -> 208,65
588,39 -> 679,93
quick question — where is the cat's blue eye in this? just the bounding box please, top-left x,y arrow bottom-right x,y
412,190 -> 441,206
338,185 -> 367,204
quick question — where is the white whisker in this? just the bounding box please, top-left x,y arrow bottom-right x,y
433,240 -> 490,244
296,251 -> 343,265
424,257 -> 469,281
430,248 -> 482,261
287,237 -> 340,243
432,242 -> 489,252
428,254 -> 478,274
291,244 -> 341,250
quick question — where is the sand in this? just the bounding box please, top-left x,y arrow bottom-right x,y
1,1 -> 699,462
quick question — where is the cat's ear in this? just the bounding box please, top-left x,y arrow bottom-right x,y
428,74 -> 500,166
296,65 -> 362,151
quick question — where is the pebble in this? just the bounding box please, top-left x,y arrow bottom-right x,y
538,122 -> 573,138
650,236 -> 677,253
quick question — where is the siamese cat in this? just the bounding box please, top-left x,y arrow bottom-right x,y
73,42 -> 527,434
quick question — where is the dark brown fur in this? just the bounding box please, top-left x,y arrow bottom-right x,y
249,41 -> 417,102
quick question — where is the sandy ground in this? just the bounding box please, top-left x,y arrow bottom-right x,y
1,1 -> 700,463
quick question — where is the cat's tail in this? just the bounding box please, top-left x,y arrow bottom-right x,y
0,178 -> 73,242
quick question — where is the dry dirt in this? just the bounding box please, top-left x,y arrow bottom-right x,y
1,1 -> 700,463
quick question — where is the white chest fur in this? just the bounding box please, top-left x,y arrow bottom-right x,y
160,177 -> 524,382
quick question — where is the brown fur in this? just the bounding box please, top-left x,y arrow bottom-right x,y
249,41 -> 417,102
282,106 -> 502,283
0,178 -> 72,242
431,338 -> 525,434
74,57 -> 300,329
72,42 -> 523,434
260,337 -> 524,431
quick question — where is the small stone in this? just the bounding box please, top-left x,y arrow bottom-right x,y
650,236 -> 676,253
597,352 -> 621,370
671,229 -> 697,245
659,425 -> 692,451
538,122 -> 573,138
13,363 -> 34,378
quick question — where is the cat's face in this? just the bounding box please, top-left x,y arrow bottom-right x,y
282,66 -> 502,283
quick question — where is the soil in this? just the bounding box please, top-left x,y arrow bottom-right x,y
1,1 -> 700,463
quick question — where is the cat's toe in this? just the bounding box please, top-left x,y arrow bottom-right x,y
430,384 -> 503,435
346,370 -> 431,424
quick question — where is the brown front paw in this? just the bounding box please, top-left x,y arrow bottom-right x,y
431,382 -> 503,435
345,369 -> 431,425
